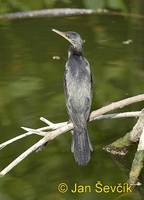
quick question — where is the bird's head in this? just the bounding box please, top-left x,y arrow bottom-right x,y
52,29 -> 84,51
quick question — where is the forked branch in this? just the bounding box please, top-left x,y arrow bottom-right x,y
0,94 -> 144,176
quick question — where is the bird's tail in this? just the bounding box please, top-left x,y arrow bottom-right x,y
73,126 -> 92,166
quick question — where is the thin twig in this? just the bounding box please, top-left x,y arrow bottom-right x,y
40,117 -> 68,129
0,126 -> 48,150
95,111 -> 140,120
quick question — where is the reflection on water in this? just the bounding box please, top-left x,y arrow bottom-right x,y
0,12 -> 144,200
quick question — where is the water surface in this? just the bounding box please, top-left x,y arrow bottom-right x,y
0,13 -> 144,200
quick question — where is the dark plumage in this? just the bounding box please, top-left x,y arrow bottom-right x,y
52,29 -> 93,165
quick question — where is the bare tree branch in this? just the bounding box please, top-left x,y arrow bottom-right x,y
0,94 -> 144,176
138,128 -> 144,151
0,8 -> 144,20
130,109 -> 144,142
0,123 -> 73,176
0,126 -> 48,150
0,8 -> 97,20
0,111 -> 141,151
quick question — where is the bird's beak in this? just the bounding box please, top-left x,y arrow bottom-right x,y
52,29 -> 73,45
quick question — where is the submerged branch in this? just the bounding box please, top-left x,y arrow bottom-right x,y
104,109 -> 144,156
104,109 -> 144,186
103,132 -> 131,156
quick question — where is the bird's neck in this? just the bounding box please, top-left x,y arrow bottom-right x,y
68,45 -> 83,57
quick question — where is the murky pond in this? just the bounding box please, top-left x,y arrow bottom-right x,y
0,12 -> 144,200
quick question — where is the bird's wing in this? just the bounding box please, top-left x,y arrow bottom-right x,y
64,57 -> 92,127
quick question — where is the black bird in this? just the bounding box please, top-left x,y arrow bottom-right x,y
52,29 -> 93,165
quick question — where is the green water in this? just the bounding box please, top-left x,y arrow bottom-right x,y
0,14 -> 144,200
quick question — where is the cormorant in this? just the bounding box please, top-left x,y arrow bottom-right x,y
52,29 -> 93,165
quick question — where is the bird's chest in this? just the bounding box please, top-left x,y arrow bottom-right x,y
66,56 -> 88,81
